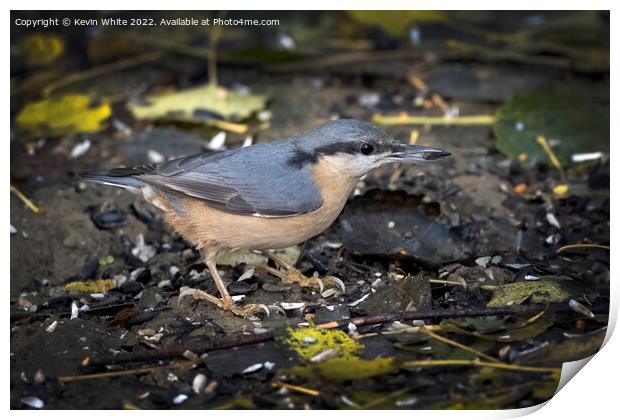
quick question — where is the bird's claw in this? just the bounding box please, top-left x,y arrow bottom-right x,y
178,286 -> 271,318
268,305 -> 287,317
263,266 -> 346,294
228,303 -> 271,317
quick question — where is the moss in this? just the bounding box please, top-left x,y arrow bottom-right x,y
280,326 -> 363,361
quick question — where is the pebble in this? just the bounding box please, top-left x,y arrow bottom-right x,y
70,139 -> 91,158
262,283 -> 291,293
358,93 -> 380,108
46,320 -> 58,333
10,224 -> 17,235
91,209 -> 127,230
173,394 -> 188,405
33,369 -> 45,385
120,281 -> 144,295
192,374 -> 207,394
157,280 -> 172,289
475,256 -> 492,268
310,348 -> 338,363
241,363 -> 263,374
227,281 -> 255,295
70,302 -> 79,320
206,132 -> 226,151
546,213 -> 561,229
20,396 -> 44,409
280,302 -> 305,310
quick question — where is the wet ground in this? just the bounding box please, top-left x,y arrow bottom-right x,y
11,11 -> 609,409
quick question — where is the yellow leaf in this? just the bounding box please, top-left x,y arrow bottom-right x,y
16,94 -> 111,136
553,184 -> 569,197
64,279 -> 116,294
348,11 -> 447,38
128,84 -> 266,123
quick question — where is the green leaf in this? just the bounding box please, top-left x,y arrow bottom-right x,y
487,277 -> 583,307
493,87 -> 609,167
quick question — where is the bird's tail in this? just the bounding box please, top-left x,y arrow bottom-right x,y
77,169 -> 145,192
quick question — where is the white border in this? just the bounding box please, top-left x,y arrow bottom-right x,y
4,2 -> 617,418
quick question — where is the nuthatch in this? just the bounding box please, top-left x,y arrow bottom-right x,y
80,120 -> 450,316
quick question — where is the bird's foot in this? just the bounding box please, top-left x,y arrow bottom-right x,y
260,266 -> 346,294
178,286 -> 271,317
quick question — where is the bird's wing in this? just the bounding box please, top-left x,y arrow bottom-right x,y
132,148 -> 324,217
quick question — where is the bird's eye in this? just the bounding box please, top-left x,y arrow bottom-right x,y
360,143 -> 374,155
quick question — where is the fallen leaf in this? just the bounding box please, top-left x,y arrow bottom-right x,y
20,33 -> 65,66
486,277 -> 583,307
64,279 -> 116,294
494,87 -> 609,167
16,94 -> 111,136
128,84 -> 267,123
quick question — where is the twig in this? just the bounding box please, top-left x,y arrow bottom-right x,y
272,381 -> 320,397
316,304 -> 554,330
42,52 -> 161,97
267,49 -> 423,72
536,135 -> 566,181
420,327 -> 501,363
204,118 -> 249,134
429,279 -> 497,291
372,113 -> 496,126
556,243 -> 610,254
10,185 -> 43,214
402,359 -> 561,375
57,360 -> 196,384
446,39 -> 571,69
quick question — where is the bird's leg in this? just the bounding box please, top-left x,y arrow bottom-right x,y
259,250 -> 346,293
179,250 -> 269,317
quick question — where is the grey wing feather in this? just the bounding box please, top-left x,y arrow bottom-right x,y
137,143 -> 323,217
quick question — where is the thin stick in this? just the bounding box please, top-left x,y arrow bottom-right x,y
42,52 -> 161,96
272,381 -> 320,397
57,360 -> 196,384
267,49 -> 423,72
556,243 -> 610,254
402,359 -> 561,375
372,114 -> 496,126
536,135 -> 566,181
10,185 -> 43,214
420,327 -> 501,363
356,325 -> 441,340
202,118 -> 249,134
429,279 -> 497,291
446,39 -> 571,68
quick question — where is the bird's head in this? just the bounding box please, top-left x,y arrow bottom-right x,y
290,119 -> 451,178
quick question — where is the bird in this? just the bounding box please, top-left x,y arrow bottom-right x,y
79,119 -> 450,316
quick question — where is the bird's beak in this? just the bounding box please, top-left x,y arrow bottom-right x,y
389,144 -> 451,164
